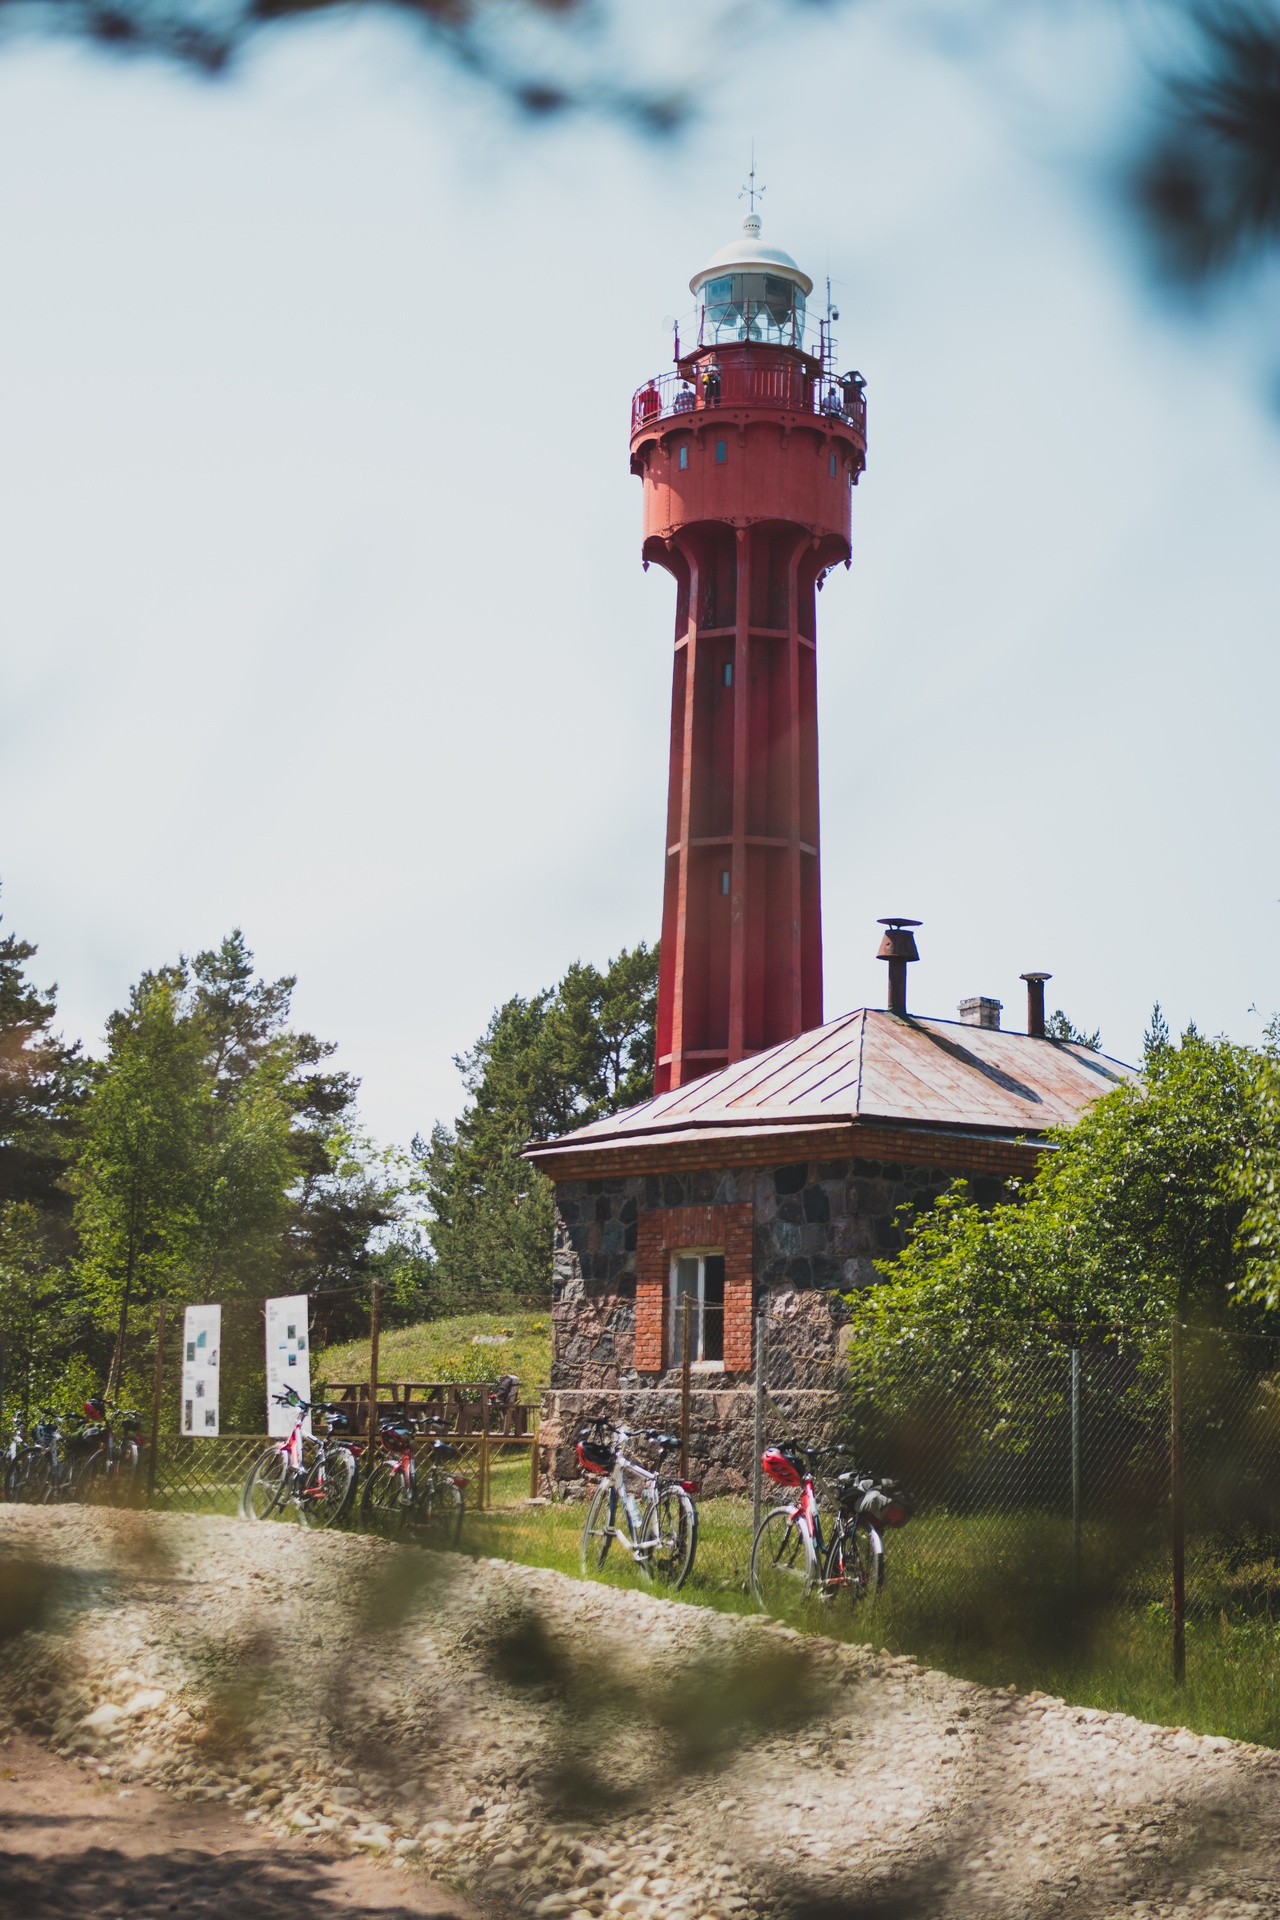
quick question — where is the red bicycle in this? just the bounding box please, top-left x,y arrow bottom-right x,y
72,1395 -> 145,1506
749,1438 -> 908,1620
357,1411 -> 466,1549
240,1388 -> 357,1528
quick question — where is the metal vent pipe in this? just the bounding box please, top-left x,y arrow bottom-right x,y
877,918 -> 921,1016
1021,971 -> 1051,1039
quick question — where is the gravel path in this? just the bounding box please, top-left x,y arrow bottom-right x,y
2,1508 -> 1280,1918
0,1729 -> 473,1916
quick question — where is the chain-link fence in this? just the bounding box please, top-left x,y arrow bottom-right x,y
18,1282 -> 1280,1731
1,1284 -> 548,1526
459,1313 -> 1280,1741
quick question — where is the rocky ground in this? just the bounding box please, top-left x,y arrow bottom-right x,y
2,1507 -> 1280,1918
0,1729 -> 474,1916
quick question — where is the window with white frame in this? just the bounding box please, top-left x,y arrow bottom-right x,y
670,1249 -> 725,1365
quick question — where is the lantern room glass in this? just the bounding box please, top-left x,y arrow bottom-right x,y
700,271 -> 806,347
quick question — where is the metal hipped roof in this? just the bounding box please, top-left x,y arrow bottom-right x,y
526,1009 -> 1135,1158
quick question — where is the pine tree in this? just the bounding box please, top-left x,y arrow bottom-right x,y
418,942 -> 657,1305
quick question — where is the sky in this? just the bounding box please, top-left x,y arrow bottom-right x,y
2,1 -> 1279,1148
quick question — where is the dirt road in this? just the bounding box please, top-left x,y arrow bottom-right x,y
0,1730 -> 474,1918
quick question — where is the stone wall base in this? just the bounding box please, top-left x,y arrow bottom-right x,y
538,1387 -> 843,1499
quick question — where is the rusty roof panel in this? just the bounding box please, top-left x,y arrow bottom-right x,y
530,1009 -> 1135,1154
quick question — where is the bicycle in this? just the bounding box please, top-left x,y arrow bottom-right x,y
72,1396 -> 144,1506
749,1438 -> 909,1621
33,1413 -> 77,1504
240,1388 -> 357,1528
577,1419 -> 698,1590
3,1413 -> 64,1503
358,1411 -> 466,1548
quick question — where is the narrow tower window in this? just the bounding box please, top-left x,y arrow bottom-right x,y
716,440 -> 727,463
720,870 -> 730,895
829,451 -> 838,476
723,661 -> 733,687
679,445 -> 689,470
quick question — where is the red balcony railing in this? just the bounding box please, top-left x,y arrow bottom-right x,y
631,364 -> 866,439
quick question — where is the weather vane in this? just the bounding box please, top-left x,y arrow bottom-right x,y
739,143 -> 766,214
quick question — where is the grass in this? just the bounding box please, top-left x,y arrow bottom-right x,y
461,1495 -> 1280,1751
159,1314 -> 1280,1752
152,1439 -> 1280,1748
315,1310 -> 552,1393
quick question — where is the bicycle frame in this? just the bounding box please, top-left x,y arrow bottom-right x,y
771,1461 -> 883,1600
595,1429 -> 672,1560
78,1405 -> 142,1486
778,1470 -> 826,1563
271,1402 -> 334,1509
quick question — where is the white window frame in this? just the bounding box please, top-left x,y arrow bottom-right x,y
669,1247 -> 726,1369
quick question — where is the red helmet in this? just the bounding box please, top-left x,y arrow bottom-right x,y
761,1446 -> 802,1488
576,1438 -> 614,1477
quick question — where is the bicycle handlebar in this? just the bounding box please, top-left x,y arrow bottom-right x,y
271,1389 -> 345,1416
582,1417 -> 681,1450
777,1437 -> 856,1466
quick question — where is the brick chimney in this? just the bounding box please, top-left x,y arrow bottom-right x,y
959,996 -> 1002,1030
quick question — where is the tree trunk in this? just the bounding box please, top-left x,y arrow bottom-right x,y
106,1245 -> 137,1401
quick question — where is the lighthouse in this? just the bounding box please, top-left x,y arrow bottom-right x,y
629,210 -> 868,1094
526,209 -> 1133,1488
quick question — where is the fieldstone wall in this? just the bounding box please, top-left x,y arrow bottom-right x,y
538,1385 -> 842,1499
542,1151 -> 999,1492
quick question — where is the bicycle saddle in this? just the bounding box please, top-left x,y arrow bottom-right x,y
647,1430 -> 681,1451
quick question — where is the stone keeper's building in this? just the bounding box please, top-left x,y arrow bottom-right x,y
526,984 -> 1133,1493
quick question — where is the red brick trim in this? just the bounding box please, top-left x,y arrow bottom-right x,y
528,1121 -> 1046,1184
635,1203 -> 754,1374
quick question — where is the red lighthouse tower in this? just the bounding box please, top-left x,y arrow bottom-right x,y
631,211 -> 867,1094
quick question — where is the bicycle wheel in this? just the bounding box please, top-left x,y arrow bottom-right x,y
114,1443 -> 142,1509
750,1506 -> 818,1619
242,1446 -> 289,1521
300,1446 -> 357,1528
647,1484 -> 697,1591
74,1450 -> 108,1505
22,1453 -> 52,1506
414,1471 -> 464,1551
4,1451 -> 34,1503
828,1515 -> 883,1609
40,1457 -> 74,1505
360,1457 -> 411,1539
580,1482 -> 617,1575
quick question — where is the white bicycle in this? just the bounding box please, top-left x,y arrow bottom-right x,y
576,1419 -> 699,1590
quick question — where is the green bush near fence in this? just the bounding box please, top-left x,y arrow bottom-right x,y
315,1310 -> 552,1392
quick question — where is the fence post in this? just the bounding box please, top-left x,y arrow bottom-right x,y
367,1281 -> 382,1458
1171,1316 -> 1186,1687
1070,1346 -> 1082,1597
529,1415 -> 540,1499
679,1295 -> 692,1481
479,1388 -> 490,1512
752,1306 -> 766,1539
145,1298 -> 167,1509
